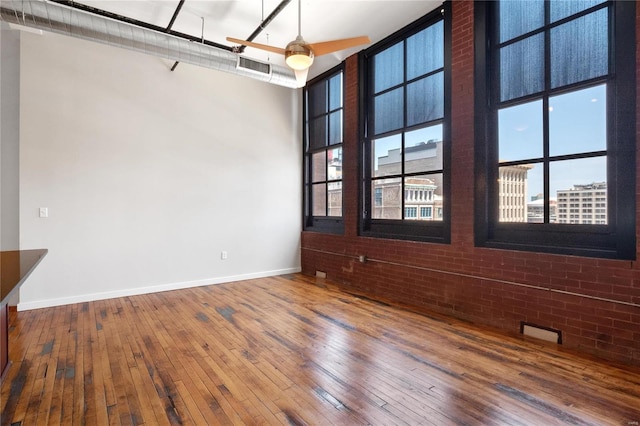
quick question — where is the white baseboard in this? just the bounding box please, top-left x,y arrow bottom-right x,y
17,267 -> 301,311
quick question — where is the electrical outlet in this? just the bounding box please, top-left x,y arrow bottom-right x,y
221,251 -> 228,260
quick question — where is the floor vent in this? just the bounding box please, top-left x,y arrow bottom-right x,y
521,322 -> 562,344
315,271 -> 327,279
236,56 -> 272,76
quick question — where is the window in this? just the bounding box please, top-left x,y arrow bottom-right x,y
303,68 -> 344,234
361,5 -> 451,242
374,188 -> 383,207
475,0 -> 635,259
405,207 -> 418,218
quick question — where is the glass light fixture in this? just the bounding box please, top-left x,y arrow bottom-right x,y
285,36 -> 314,70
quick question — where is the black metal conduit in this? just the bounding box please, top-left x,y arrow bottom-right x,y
167,0 -> 186,71
166,0 -> 185,31
241,0 -> 291,51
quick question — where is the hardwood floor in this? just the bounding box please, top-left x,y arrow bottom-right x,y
1,274 -> 639,425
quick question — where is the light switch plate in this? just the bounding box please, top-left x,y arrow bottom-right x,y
39,207 -> 48,218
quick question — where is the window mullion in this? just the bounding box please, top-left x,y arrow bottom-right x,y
401,39 -> 408,221
542,2 -> 551,224
542,97 -> 550,224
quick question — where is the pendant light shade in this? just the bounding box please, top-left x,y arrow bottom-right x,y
285,37 -> 314,70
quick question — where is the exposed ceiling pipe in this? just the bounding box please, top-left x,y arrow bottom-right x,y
0,0 -> 300,88
50,0 -> 232,52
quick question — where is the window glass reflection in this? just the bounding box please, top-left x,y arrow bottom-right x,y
499,0 -> 544,42
374,42 -> 404,93
500,34 -> 544,101
550,9 -> 608,88
407,21 -> 444,79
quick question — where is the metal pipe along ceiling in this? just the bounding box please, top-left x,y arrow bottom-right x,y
0,0 -> 300,88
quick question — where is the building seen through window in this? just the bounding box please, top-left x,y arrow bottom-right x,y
372,137 -> 443,221
499,161 -> 607,225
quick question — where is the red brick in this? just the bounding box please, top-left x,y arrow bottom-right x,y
612,319 -> 640,333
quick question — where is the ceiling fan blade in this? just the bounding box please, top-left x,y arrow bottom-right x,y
226,37 -> 286,55
308,36 -> 371,56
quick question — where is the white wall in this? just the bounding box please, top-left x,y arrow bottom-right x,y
1,26 -> 21,251
18,32 -> 302,310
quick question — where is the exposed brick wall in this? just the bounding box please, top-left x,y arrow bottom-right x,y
343,55 -> 360,238
302,1 -> 640,365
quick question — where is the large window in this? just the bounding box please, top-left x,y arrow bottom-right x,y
303,68 -> 344,234
475,0 -> 635,259
361,5 -> 451,243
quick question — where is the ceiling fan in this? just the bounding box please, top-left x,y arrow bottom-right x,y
227,0 -> 370,86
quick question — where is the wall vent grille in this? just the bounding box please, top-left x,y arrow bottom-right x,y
521,322 -> 562,344
237,57 -> 272,76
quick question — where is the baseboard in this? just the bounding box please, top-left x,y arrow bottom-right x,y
17,267 -> 301,311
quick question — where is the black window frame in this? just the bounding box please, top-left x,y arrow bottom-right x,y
303,65 -> 345,235
360,3 -> 452,243
474,0 -> 636,260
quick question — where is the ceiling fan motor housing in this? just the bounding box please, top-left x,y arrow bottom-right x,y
285,36 -> 315,70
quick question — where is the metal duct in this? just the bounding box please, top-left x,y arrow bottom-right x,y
0,0 -> 300,88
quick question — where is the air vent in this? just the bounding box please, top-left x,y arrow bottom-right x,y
521,322 -> 562,344
236,56 -> 272,76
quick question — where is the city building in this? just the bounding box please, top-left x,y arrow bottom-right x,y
498,164 -> 532,223
372,140 -> 444,221
527,193 -> 557,223
556,182 -> 607,225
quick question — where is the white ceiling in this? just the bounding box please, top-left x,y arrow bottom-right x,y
71,0 -> 442,79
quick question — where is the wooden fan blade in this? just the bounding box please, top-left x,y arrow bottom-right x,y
308,36 -> 371,56
226,37 -> 286,55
